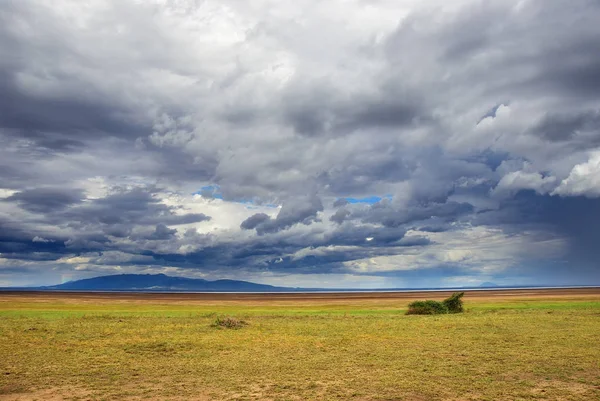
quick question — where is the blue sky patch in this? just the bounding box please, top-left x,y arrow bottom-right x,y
345,195 -> 392,205
194,185 -> 223,199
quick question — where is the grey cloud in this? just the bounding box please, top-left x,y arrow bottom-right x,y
102,225 -> 132,238
332,198 -> 349,208
397,235 -> 431,247
254,196 -> 324,235
240,213 -> 270,230
161,213 -> 211,226
538,38 -> 600,99
532,110 -> 600,143
315,146 -> 414,197
417,225 -> 449,233
148,224 -> 177,240
64,233 -> 110,248
281,78 -> 424,137
330,208 -> 350,225
0,163 -> 33,189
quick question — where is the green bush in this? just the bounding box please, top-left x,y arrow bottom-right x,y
406,292 -> 465,315
443,292 -> 465,313
406,300 -> 448,315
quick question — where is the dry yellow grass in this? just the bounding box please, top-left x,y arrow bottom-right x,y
1,289 -> 599,400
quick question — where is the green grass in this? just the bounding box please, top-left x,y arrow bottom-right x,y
1,297 -> 600,400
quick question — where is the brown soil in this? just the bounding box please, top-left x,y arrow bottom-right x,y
1,287 -> 599,305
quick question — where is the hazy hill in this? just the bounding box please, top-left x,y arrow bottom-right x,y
42,273 -> 291,292
479,282 -> 500,288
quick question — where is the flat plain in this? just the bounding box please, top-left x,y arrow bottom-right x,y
1,288 -> 599,400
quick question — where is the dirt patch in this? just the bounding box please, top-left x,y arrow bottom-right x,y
531,380 -> 599,399
0,387 -> 91,401
0,387 -> 212,401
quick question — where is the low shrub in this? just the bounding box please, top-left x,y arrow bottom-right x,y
212,316 -> 248,329
406,292 -> 465,315
406,300 -> 448,315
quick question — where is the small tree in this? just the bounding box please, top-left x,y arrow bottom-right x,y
442,292 -> 465,313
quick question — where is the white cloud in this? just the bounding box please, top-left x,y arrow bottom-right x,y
552,150 -> 600,197
343,226 -> 567,274
32,236 -> 53,243
492,169 -> 557,198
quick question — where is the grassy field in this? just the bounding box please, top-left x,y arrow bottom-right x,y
1,290 -> 599,400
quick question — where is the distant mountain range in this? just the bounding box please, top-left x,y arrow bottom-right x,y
38,273 -> 293,292
1,274 -> 595,292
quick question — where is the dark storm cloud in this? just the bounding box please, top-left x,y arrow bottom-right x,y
60,187 -> 211,227
0,218 -> 46,248
361,201 -> 474,229
2,0 -> 600,286
478,192 -> 600,256
468,191 -> 600,284
4,188 -> 84,213
0,218 -> 69,259
0,186 -> 212,267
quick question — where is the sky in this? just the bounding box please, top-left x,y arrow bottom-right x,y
1,0 -> 600,288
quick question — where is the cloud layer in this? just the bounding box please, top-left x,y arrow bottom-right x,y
1,0 -> 600,287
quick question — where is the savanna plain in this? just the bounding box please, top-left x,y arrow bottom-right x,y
1,289 -> 599,401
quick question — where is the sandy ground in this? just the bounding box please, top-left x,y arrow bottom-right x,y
1,287 -> 599,306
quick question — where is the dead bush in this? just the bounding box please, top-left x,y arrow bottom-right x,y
212,316 -> 248,329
